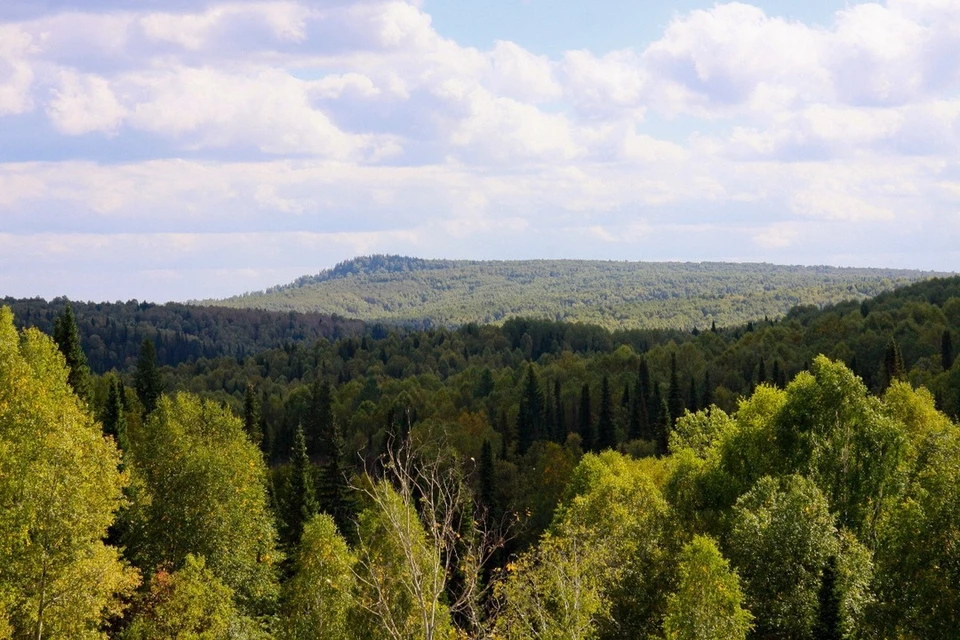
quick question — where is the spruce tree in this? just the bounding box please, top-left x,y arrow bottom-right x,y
701,370 -> 714,411
639,357 -> 654,430
478,439 -> 496,515
942,330 -> 954,371
757,356 -> 767,385
653,385 -> 669,456
687,375 -> 699,414
578,382 -> 594,452
668,353 -> 684,427
813,556 -> 842,640
883,337 -> 906,389
772,360 -> 783,389
318,417 -> 352,537
553,378 -> 566,441
243,383 -> 263,447
517,365 -> 544,454
285,424 -> 319,545
52,302 -> 90,401
307,377 -> 333,457
102,376 -> 129,454
597,376 -> 615,451
629,372 -> 645,441
134,337 -> 162,416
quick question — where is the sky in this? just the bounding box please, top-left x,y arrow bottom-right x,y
1,0 -> 959,303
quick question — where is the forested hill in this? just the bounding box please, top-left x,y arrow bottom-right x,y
205,255 -> 944,330
3,297 -> 364,373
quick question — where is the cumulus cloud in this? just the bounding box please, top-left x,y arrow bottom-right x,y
1,0 -> 959,301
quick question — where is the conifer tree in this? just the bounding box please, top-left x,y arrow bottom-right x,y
517,365 -> 544,454
52,301 -> 90,401
134,337 -> 162,416
772,360 -> 783,388
242,383 -> 262,447
687,375 -> 699,414
578,382 -> 594,452
883,338 -> 906,389
757,356 -> 767,385
553,378 -> 566,441
942,330 -> 954,371
813,556 -> 841,640
285,424 -> 319,545
639,357 -> 655,429
103,376 -> 129,454
479,439 -> 496,515
318,417 -> 352,537
597,376 -> 615,450
306,376 -> 333,457
668,353 -> 684,427
701,370 -> 714,410
653,385 -> 669,456
629,372 -> 647,441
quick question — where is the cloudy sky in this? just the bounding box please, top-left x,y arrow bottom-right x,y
1,0 -> 958,302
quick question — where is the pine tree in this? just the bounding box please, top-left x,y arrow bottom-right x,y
668,353 -> 684,427
942,330 -> 954,371
52,301 -> 90,401
243,383 -> 263,447
318,416 -> 352,537
701,370 -> 714,410
629,372 -> 646,441
813,556 -> 841,640
883,337 -> 906,389
553,378 -> 566,442
102,376 -> 129,454
772,360 -> 783,388
285,424 -> 319,545
710,320 -> 717,333
517,365 -> 544,454
578,383 -> 594,452
653,385 -> 669,456
479,440 -> 496,515
757,356 -> 767,385
687,375 -> 699,414
134,337 -> 162,416
597,376 -> 615,450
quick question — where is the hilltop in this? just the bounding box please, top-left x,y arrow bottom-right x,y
205,255 -> 945,330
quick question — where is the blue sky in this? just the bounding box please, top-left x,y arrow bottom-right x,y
0,0 -> 958,302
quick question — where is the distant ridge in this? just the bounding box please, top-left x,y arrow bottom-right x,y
205,255 -> 949,331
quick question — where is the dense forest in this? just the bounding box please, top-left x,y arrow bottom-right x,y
207,254 -> 941,330
3,275 -> 960,639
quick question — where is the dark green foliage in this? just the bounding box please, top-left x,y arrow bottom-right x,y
597,376 -> 615,451
134,338 -> 162,416
942,330 -> 954,371
52,301 -> 90,400
701,369 -> 714,409
517,365 -> 545,455
813,556 -> 842,640
479,439 -> 496,514
578,382 -> 594,452
552,378 -> 566,442
306,377 -> 334,457
284,424 -> 319,546
687,375 -> 698,414
318,417 -> 352,537
883,338 -> 906,390
757,356 -> 767,386
654,386 -> 669,456
102,376 -> 128,453
668,353 -> 684,427
243,383 -> 263,447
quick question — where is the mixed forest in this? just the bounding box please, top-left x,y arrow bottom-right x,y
207,255 -> 939,330
3,273 -> 960,639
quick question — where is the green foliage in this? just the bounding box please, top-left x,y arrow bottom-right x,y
210,256 -> 935,331
669,407 -> 736,458
52,301 -> 90,401
663,535 -> 752,640
279,514 -> 356,640
283,424 -> 319,546
124,393 -> 280,614
134,338 -> 163,416
0,307 -> 140,639
123,554 -> 254,640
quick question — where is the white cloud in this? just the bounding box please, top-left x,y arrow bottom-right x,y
47,70 -> 127,135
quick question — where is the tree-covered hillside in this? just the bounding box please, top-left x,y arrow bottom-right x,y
206,255 -> 943,330
3,276 -> 960,639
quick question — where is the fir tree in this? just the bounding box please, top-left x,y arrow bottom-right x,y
813,556 -> 842,640
687,375 -> 699,414
478,440 -> 496,515
318,417 -> 352,537
307,377 -> 333,457
285,424 -> 319,545
517,365 -> 544,454
757,356 -> 767,385
668,353 -> 684,427
942,330 -> 954,371
629,372 -> 646,441
102,376 -> 129,454
883,337 -> 906,389
242,383 -> 263,447
134,337 -> 162,416
701,369 -> 714,410
578,382 -> 594,452
597,376 -> 615,450
52,302 -> 90,400
553,378 -> 566,442
655,387 -> 670,456
772,359 -> 783,389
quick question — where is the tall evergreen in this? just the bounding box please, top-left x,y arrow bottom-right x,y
757,356 -> 767,385
517,365 -> 544,455
687,375 -> 699,414
243,383 -> 263,447
478,439 -> 496,514
307,377 -> 333,457
52,302 -> 90,401
578,383 -> 594,452
629,371 -> 648,441
639,357 -> 654,424
772,359 -> 783,388
942,330 -> 954,371
597,376 -> 615,451
883,337 -> 906,389
553,378 -> 566,442
667,353 -> 684,427
134,337 -> 163,416
284,423 -> 319,545
701,369 -> 714,410
653,385 -> 669,456
102,376 -> 128,454
813,556 -> 842,640
318,417 -> 352,537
